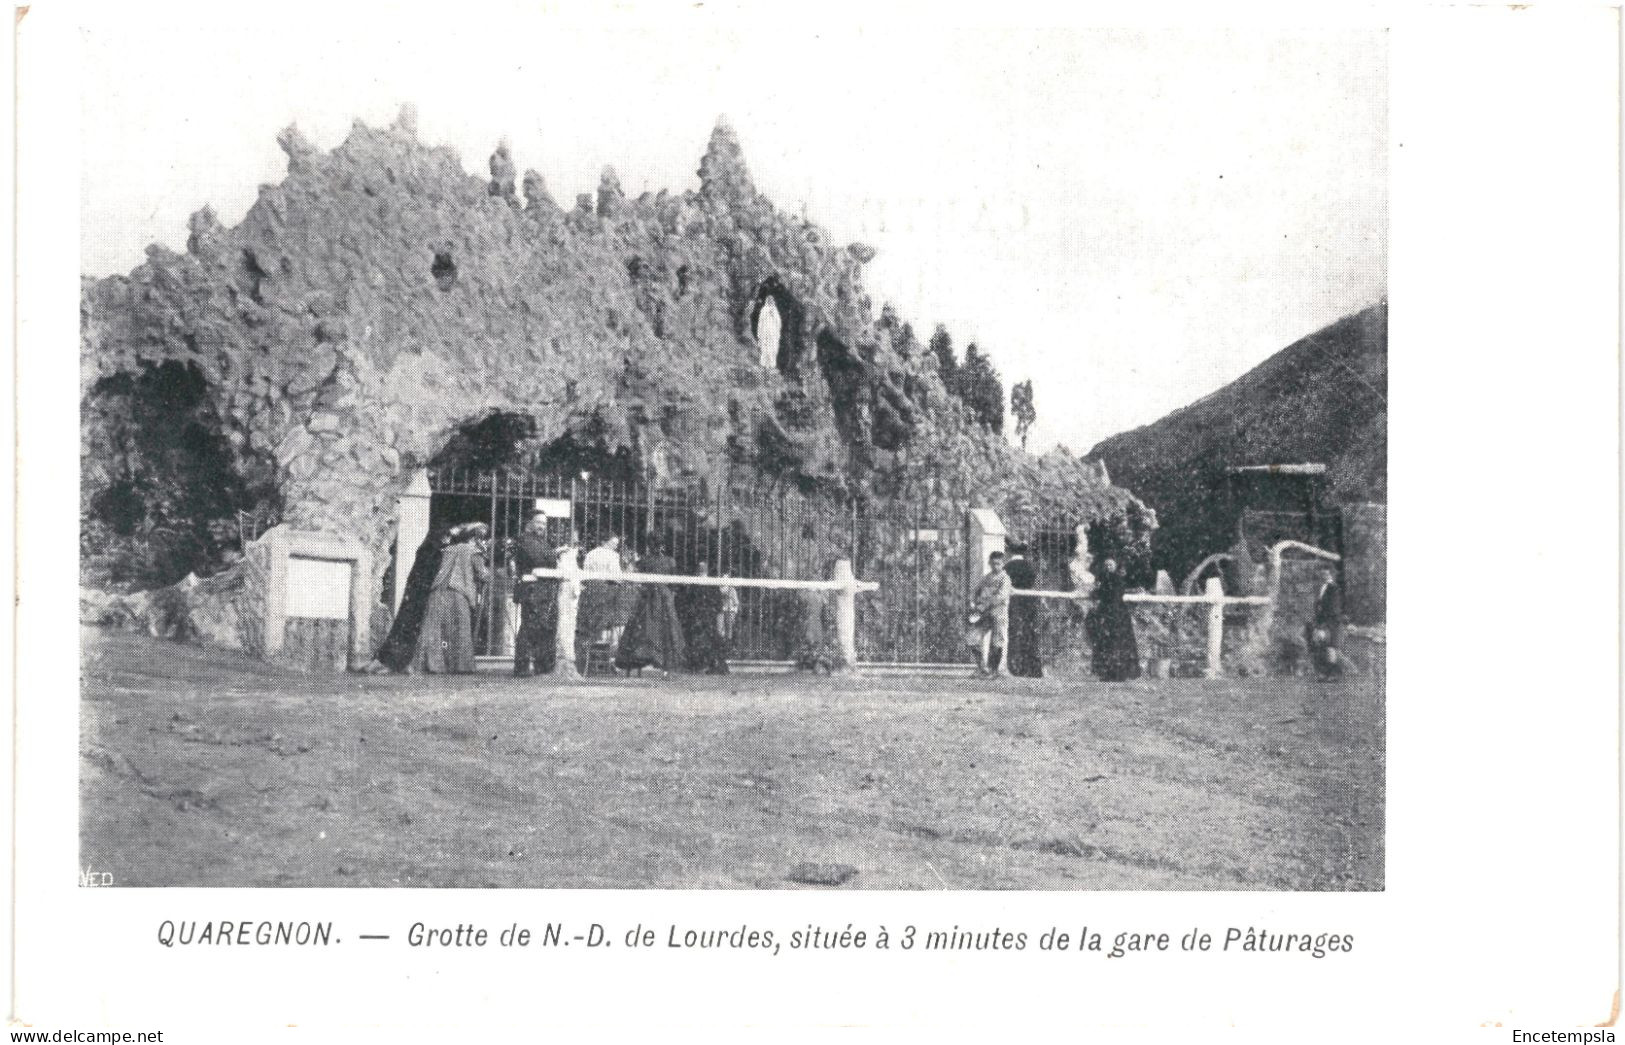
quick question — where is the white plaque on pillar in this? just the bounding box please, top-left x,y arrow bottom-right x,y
286,556 -> 354,620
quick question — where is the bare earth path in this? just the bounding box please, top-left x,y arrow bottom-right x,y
80,630 -> 1384,890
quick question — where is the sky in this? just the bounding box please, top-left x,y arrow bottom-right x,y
76,6 -> 1387,454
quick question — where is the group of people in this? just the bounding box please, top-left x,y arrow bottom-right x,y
377,517 -> 1347,682
584,536 -> 737,676
374,520 -> 493,674
373,507 -> 740,678
964,544 -> 1144,682
966,546 -> 1349,682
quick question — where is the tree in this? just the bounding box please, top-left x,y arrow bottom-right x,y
961,343 -> 1005,435
929,324 -> 958,394
1011,379 -> 1036,450
925,324 -> 1007,434
894,321 -> 918,358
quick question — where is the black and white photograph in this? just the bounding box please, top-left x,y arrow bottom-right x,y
11,0 -> 1620,1038
74,17 -> 1387,892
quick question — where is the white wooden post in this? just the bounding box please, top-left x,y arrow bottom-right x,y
553,553 -> 581,679
393,468 -> 432,612
833,558 -> 858,671
965,508 -> 1007,595
1204,576 -> 1225,679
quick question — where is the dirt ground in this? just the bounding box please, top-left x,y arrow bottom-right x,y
79,629 -> 1384,890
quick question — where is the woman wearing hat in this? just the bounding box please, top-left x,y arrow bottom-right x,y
614,538 -> 686,674
413,522 -> 489,673
373,522 -> 453,672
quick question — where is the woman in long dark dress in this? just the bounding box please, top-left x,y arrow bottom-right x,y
614,543 -> 687,673
677,562 -> 729,674
610,542 -> 642,642
375,527 -> 450,672
1003,545 -> 1043,678
1088,557 -> 1141,681
413,524 -> 488,674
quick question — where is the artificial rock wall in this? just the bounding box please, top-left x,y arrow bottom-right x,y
82,112 -> 1145,654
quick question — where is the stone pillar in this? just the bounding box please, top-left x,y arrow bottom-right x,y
832,559 -> 858,671
553,555 -> 581,679
257,525 -> 372,670
394,468 -> 433,612
263,528 -> 291,658
1204,576 -> 1225,679
965,508 -> 1007,592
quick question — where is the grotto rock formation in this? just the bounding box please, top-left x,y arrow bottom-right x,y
81,113 -> 1147,652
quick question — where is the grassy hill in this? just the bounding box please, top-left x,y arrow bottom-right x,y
1087,301 -> 1386,575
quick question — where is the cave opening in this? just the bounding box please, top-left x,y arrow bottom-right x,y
750,278 -> 800,374
409,411 -> 646,627
423,410 -> 638,552
427,410 -> 639,483
82,359 -> 279,590
815,329 -> 871,452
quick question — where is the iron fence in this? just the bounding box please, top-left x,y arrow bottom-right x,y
424,467 -> 981,663
1027,524 -> 1092,668
851,508 -> 973,664
416,467 -> 1115,667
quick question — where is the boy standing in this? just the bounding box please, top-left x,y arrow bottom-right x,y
968,551 -> 1012,676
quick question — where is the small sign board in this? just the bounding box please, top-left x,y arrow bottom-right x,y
285,555 -> 353,620
912,528 -> 940,544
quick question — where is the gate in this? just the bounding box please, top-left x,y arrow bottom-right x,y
1029,523 -> 1091,666
422,466 -> 978,665
852,507 -> 974,664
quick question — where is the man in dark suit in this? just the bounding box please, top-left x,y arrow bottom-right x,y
1305,565 -> 1345,679
511,509 -> 559,676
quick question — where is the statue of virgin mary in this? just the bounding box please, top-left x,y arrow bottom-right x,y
756,296 -> 782,369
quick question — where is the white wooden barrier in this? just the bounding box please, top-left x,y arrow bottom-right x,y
1006,541 -> 1340,679
520,558 -> 879,676
1006,587 -> 1091,601
1001,578 -> 1268,679
1124,578 -> 1270,679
